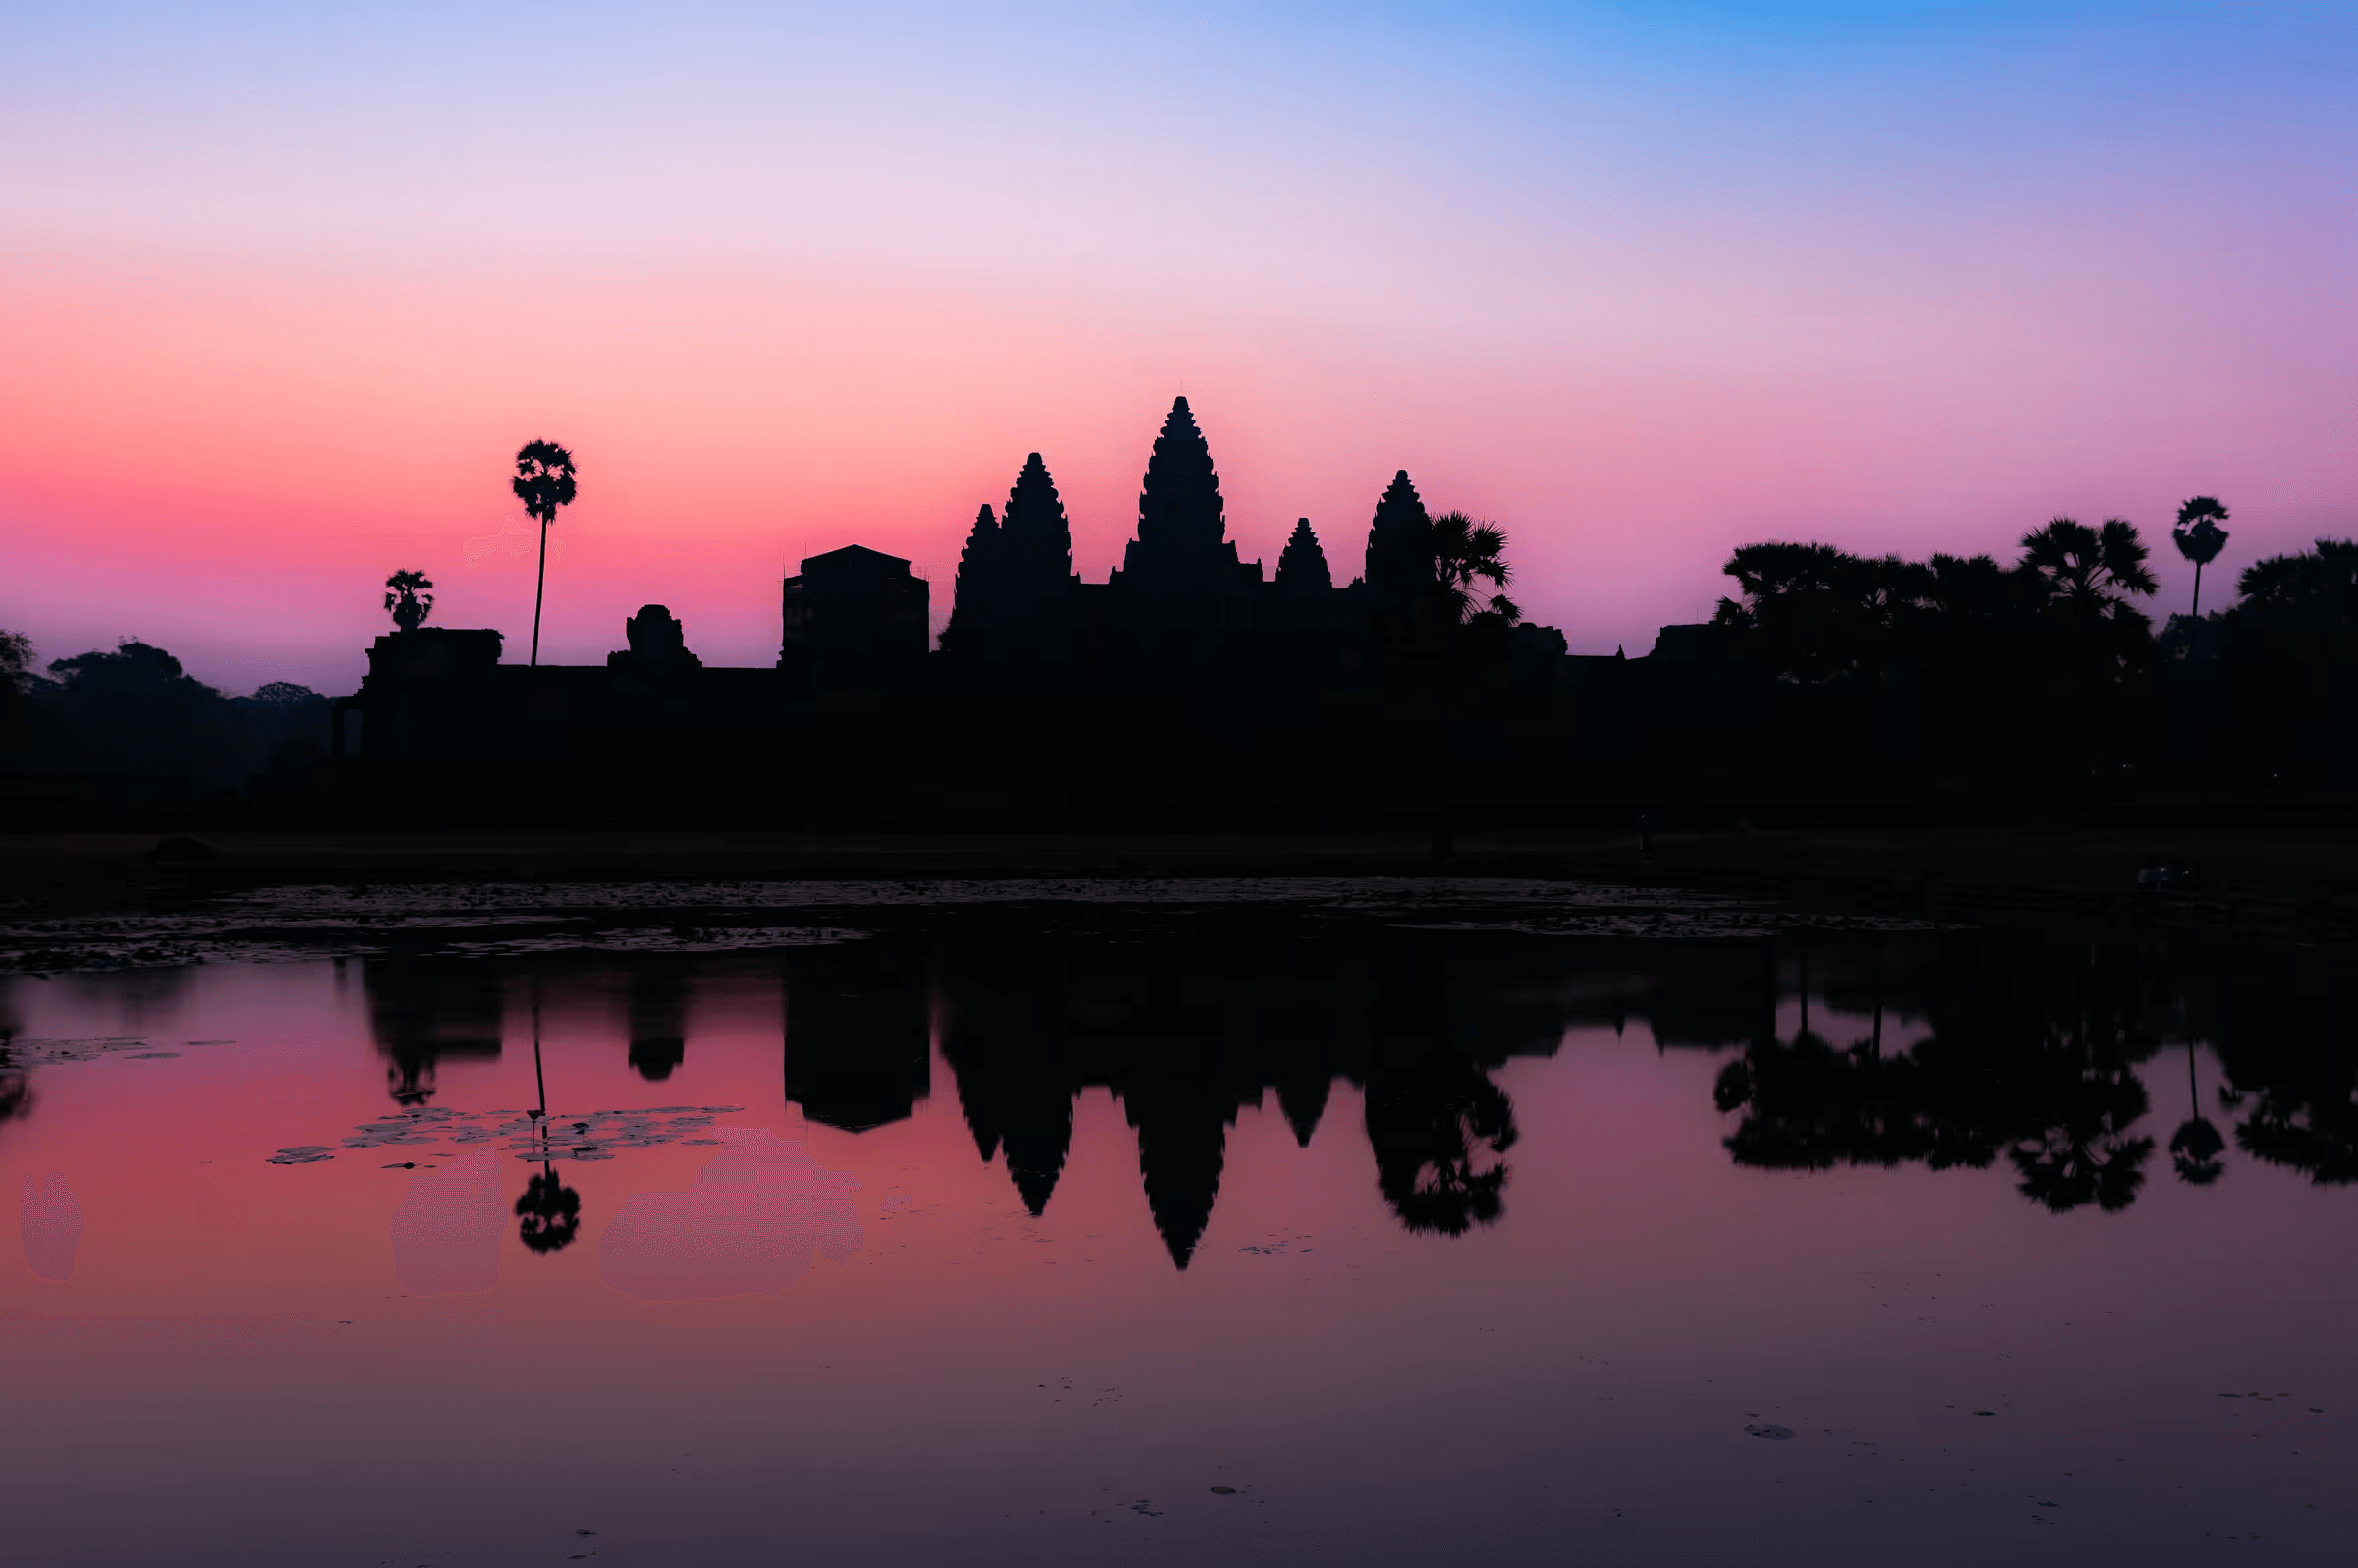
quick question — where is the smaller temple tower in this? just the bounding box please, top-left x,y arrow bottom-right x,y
780,546 -> 929,669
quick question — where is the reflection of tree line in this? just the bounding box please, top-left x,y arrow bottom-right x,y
1705,937 -> 2358,1210
352,923 -> 2357,1260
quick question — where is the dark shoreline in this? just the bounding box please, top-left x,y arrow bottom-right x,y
6,824 -> 2356,942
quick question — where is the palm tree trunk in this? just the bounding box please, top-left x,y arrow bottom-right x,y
2190,560 -> 2203,620
531,517 -> 549,667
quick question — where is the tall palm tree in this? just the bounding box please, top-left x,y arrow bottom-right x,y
1428,511 -> 1516,623
512,440 -> 578,667
2170,496 -> 2231,618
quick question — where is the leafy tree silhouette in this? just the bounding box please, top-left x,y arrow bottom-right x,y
1365,1051 -> 1519,1235
382,570 -> 434,634
2211,981 -> 2358,1186
1428,511 -> 1516,624
511,440 -> 578,667
0,628 -> 30,690
2231,538 -> 2358,630
2170,496 -> 2230,619
1710,543 -> 1961,683
2018,517 -> 2158,631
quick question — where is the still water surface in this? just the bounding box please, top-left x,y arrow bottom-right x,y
3,886 -> 2352,1564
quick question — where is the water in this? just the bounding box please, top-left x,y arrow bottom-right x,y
2,884 -> 2352,1564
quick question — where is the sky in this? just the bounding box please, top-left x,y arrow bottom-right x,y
2,1 -> 2352,692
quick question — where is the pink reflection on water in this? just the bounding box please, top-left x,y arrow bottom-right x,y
388,1149 -> 505,1295
598,1127 -> 861,1301
19,1172 -> 84,1281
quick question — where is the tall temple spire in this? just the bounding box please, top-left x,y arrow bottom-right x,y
1001,452 -> 1074,592
944,503 -> 1002,647
1274,518 -> 1331,593
1363,469 -> 1433,609
1136,396 -> 1225,550
1120,395 -> 1245,597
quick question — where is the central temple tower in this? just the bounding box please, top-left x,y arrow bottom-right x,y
1114,397 -> 1248,599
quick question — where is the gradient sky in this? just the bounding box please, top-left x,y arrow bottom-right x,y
3,2 -> 2352,692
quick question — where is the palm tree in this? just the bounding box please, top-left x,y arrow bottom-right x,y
2170,496 -> 2231,618
511,440 -> 578,667
382,570 -> 434,634
1428,511 -> 1516,623
2019,516 -> 2160,624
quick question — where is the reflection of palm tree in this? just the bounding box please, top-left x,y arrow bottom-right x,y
514,977 -> 582,1253
2011,1124 -> 2155,1213
2168,1039 -> 2227,1185
515,1164 -> 582,1253
1365,1052 -> 1519,1236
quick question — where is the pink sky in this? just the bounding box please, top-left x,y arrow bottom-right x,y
2,4 -> 2351,693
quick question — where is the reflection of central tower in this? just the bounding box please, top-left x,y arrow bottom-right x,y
781,949 -> 930,1132
1114,397 -> 1250,607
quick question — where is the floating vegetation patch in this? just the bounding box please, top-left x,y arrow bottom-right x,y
1,1037 -> 237,1068
0,876 -> 1937,970
443,925 -> 867,956
267,1103 -> 750,1167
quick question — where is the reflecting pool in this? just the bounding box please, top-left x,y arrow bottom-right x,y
3,884 -> 2353,1565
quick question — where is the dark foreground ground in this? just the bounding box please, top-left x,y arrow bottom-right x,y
5,824 -> 2355,941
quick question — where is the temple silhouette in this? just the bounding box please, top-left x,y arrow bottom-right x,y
16,392 -> 2351,823
324,396 -> 1624,825
341,394 -> 1517,711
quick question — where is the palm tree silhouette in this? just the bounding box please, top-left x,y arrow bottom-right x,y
1428,511 -> 1517,623
511,440 -> 578,667
2170,496 -> 2231,619
382,570 -> 434,634
2019,517 -> 2159,625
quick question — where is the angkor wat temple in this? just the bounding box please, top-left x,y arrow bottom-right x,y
325,395 -> 1937,825
933,396 -> 1515,684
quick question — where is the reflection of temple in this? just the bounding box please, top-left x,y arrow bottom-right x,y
624,965 -> 689,1082
335,923 -> 2350,1265
363,958 -> 503,1104
935,917 -> 1563,1266
781,947 -> 931,1132
598,1128 -> 861,1300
